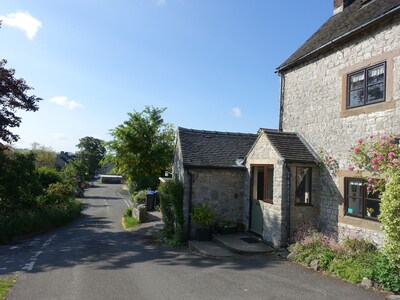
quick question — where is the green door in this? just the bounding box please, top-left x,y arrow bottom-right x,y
251,198 -> 263,235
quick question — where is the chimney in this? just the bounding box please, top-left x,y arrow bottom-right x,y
334,0 -> 355,15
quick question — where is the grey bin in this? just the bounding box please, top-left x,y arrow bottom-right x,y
146,190 -> 157,211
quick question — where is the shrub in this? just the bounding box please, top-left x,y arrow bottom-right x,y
40,182 -> 74,206
191,204 -> 214,227
292,219 -> 319,243
124,207 -> 133,218
132,190 -> 147,205
37,166 -> 61,189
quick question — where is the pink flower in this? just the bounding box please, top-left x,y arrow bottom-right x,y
372,189 -> 377,194
373,165 -> 380,171
389,137 -> 394,142
371,159 -> 377,164
347,165 -> 354,171
358,139 -> 363,144
381,134 -> 387,139
368,178 -> 375,184
377,155 -> 383,161
369,134 -> 374,139
366,186 -> 371,191
393,159 -> 398,164
380,141 -> 385,146
372,151 -> 377,157
354,147 -> 360,153
388,152 -> 395,157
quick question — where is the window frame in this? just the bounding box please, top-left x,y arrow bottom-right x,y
295,167 -> 312,206
346,62 -> 386,109
251,164 -> 274,204
344,177 -> 381,221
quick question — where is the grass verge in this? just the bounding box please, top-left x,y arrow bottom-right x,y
122,207 -> 140,229
0,275 -> 16,300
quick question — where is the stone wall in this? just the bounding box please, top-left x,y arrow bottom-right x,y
281,16 -> 400,240
245,133 -> 286,246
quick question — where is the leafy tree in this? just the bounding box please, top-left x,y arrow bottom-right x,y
31,142 -> 57,168
76,136 -> 106,177
0,59 -> 42,149
106,106 -> 175,190
37,166 -> 62,189
60,160 -> 87,188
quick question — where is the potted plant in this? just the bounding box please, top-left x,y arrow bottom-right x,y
191,204 -> 214,241
366,207 -> 374,217
219,220 -> 237,234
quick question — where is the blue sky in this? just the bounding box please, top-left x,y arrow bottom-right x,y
1,0 -> 331,152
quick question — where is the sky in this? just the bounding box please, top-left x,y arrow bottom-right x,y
1,0 -> 332,152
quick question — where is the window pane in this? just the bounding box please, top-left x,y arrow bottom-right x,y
365,198 -> 380,218
367,65 -> 385,85
296,167 -> 312,204
256,167 -> 264,200
346,180 -> 363,215
349,89 -> 364,107
266,168 -> 273,200
349,72 -> 365,89
367,83 -> 384,103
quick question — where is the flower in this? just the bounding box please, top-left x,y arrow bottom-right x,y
377,155 -> 383,161
388,152 -> 395,157
347,165 -> 354,171
373,165 -> 380,171
368,178 -> 375,184
358,139 -> 363,144
381,134 -> 387,139
371,159 -> 377,164
354,147 -> 360,153
369,134 -> 374,139
393,159 -> 398,164
380,141 -> 386,146
366,207 -> 374,214
371,151 -> 377,157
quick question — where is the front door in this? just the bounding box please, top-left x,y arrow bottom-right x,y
250,166 -> 265,235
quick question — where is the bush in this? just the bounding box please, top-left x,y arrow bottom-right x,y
124,207 -> 133,218
37,166 -> 61,189
132,190 -> 147,205
191,204 -> 214,227
39,182 -> 75,206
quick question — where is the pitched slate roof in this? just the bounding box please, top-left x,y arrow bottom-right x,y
178,127 -> 257,168
261,129 -> 317,163
277,0 -> 400,73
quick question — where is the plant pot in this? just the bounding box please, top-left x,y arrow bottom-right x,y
220,227 -> 236,235
196,228 -> 212,241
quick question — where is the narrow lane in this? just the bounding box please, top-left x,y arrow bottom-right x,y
3,183 -> 384,300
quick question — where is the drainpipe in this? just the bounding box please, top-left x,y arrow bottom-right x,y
187,170 -> 193,240
284,161 -> 291,246
278,74 -> 285,132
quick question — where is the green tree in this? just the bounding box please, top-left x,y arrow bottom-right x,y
76,136 -> 106,177
106,106 -> 175,190
31,142 -> 57,168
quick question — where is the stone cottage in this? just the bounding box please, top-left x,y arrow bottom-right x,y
242,129 -> 318,246
276,0 -> 400,244
172,127 -> 257,237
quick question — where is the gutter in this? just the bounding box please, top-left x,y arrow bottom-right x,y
284,160 -> 291,246
276,5 -> 400,73
278,74 -> 285,132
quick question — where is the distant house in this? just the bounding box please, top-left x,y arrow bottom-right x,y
55,151 -> 76,171
276,0 -> 400,244
243,129 -> 317,246
172,127 -> 257,237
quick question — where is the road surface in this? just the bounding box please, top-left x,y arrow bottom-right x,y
0,183 -> 384,299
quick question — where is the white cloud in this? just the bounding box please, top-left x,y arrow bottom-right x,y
156,0 -> 166,6
0,11 -> 42,40
49,96 -> 84,110
231,107 -> 242,118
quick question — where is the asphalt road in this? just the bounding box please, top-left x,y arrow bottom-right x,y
0,183 -> 385,300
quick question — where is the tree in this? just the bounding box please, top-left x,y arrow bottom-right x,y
106,106 -> 175,190
0,59 -> 42,149
76,136 -> 106,177
31,142 -> 57,168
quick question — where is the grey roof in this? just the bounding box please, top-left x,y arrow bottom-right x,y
261,129 -> 317,163
277,0 -> 400,72
178,127 -> 257,168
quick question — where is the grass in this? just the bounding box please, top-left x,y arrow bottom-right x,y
122,215 -> 140,229
0,275 -> 16,300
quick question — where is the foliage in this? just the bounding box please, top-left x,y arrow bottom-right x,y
60,160 -> 87,187
289,225 -> 400,292
349,132 -> 400,269
0,200 -> 82,244
0,275 -> 16,300
76,136 -> 106,177
0,59 -> 42,149
0,150 -> 42,213
132,190 -> 147,205
191,203 -> 214,227
380,173 -> 400,269
37,166 -> 62,189
39,182 -> 75,206
122,207 -> 140,229
316,149 -> 339,175
158,180 -> 185,242
292,219 -> 319,243
105,106 -> 175,190
219,219 -> 236,228
30,142 -> 57,168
